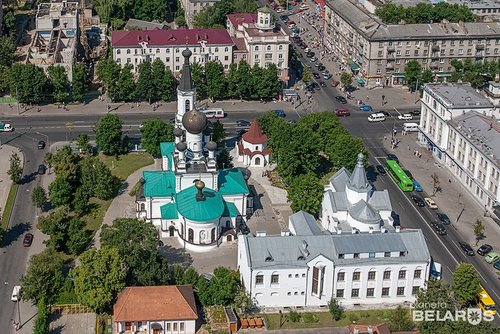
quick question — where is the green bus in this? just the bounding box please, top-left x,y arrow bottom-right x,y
385,160 -> 414,191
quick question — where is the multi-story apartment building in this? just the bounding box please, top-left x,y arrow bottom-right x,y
226,7 -> 290,82
418,83 -> 500,216
179,0 -> 221,28
26,1 -> 79,80
324,0 -> 500,87
112,28 -> 234,73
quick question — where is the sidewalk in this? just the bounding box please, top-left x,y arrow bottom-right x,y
383,131 -> 500,249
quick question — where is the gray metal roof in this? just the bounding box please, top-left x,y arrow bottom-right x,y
329,167 -> 351,191
124,18 -> 167,31
325,191 -> 350,212
425,83 -> 493,109
347,153 -> 372,193
178,49 -> 195,92
349,200 -> 381,223
243,229 -> 431,269
289,211 -> 324,236
368,190 -> 392,211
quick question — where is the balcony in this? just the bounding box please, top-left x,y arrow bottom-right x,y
387,47 -> 395,53
386,62 -> 394,69
430,62 -> 438,68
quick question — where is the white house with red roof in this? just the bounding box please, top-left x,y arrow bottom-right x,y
237,120 -> 271,167
111,28 -> 233,73
113,285 -> 198,334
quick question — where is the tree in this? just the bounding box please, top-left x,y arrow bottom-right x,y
48,65 -> 70,102
71,63 -> 90,102
7,152 -> 22,184
205,61 -> 227,101
66,218 -> 92,255
302,67 -> 312,83
287,173 -> 323,215
33,298 -> 50,334
50,146 -> 79,184
96,113 -> 123,155
70,247 -> 127,312
9,64 -> 49,104
216,149 -> 233,169
340,72 -> 352,87
32,186 -> 48,212
96,59 -> 121,101
233,288 -> 254,315
174,15 -> 186,27
261,64 -> 282,98
0,65 -> 10,95
76,133 -> 92,154
73,187 -> 90,215
49,176 -> 73,207
404,60 -> 422,91
21,248 -> 64,303
226,63 -> 239,98
0,36 -> 16,67
236,61 -> 252,99
388,306 -> 414,331
454,263 -> 481,306
160,67 -> 177,101
116,64 -> 136,102
134,0 -> 167,22
140,118 -> 174,156
197,267 -> 240,306
431,172 -> 440,196
136,60 -> 154,102
328,298 -> 344,321
38,205 -> 71,251
211,120 -> 226,147
79,156 -> 115,199
44,152 -> 54,174
151,58 -> 166,101
191,62 -> 207,99
473,219 -> 485,245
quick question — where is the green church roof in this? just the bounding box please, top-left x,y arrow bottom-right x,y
175,186 -> 225,222
223,201 -> 239,217
143,171 -> 176,197
160,142 -> 175,156
160,203 -> 179,219
218,168 -> 250,195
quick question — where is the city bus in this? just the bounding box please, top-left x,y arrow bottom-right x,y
200,108 -> 225,119
385,160 -> 414,191
478,285 -> 496,316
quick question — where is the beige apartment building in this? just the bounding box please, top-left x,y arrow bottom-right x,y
324,0 -> 500,88
180,0 -> 221,28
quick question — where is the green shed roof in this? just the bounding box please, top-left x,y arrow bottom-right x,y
143,171 -> 176,197
175,186 -> 224,222
223,201 -> 239,217
218,168 -> 249,195
160,203 -> 179,219
160,142 -> 175,156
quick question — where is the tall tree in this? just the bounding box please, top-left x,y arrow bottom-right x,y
161,67 -> 177,101
49,176 -> 73,207
136,60 -> 155,102
71,63 -> 91,102
250,64 -> 265,99
287,173 -> 323,215
66,218 -> 92,255
117,64 -> 136,102
388,306 -> 414,331
96,58 -> 121,101
216,149 -> 233,169
261,64 -> 282,98
76,133 -> 92,154
204,61 -> 227,101
404,60 -> 422,91
48,65 -> 70,102
9,63 -> 49,104
7,152 -> 22,184
33,297 -> 50,334
21,248 -> 65,303
96,113 -> 123,155
454,263 -> 480,306
211,120 -> 226,147
38,205 -> 71,251
70,247 -> 127,312
191,62 -> 207,99
236,61 -> 252,99
473,219 -> 485,245
226,63 -> 239,98
0,36 -> 16,67
140,118 -> 174,156
79,156 -> 115,199
151,58 -> 166,101
196,267 -> 240,306
32,186 -> 48,212
340,72 -> 352,87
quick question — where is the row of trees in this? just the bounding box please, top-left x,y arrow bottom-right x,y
0,63 -> 91,104
450,59 -> 500,88
192,0 -> 258,28
92,0 -> 168,29
258,112 -> 366,215
375,3 -> 477,24
97,58 -> 177,103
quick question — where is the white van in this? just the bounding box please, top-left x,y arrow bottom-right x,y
368,113 -> 386,122
11,285 -> 21,302
403,123 -> 419,132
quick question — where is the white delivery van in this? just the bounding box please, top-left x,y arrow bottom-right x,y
11,285 -> 21,302
403,123 -> 419,132
368,113 -> 386,122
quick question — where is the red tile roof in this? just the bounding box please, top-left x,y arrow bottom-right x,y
113,285 -> 198,322
227,13 -> 257,28
231,37 -> 247,52
242,120 -> 267,144
112,28 -> 233,47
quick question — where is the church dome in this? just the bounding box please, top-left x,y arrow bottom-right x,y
182,48 -> 192,59
173,127 -> 183,137
176,141 -> 187,151
206,141 -> 217,151
182,109 -> 208,134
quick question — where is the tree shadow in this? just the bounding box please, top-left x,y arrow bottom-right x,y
19,171 -> 39,185
366,165 -> 377,183
49,325 -> 65,334
117,181 -> 129,196
159,245 -> 193,267
1,222 -> 31,247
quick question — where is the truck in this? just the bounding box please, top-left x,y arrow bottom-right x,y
0,122 -> 13,132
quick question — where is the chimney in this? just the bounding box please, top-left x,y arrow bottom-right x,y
281,230 -> 290,236
194,180 -> 205,201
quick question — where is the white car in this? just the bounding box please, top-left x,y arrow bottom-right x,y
398,113 -> 413,120
11,285 -> 21,302
299,4 -> 309,10
424,198 -> 438,209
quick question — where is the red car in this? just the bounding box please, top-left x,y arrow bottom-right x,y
296,8 -> 303,13
290,1 -> 297,5
23,233 -> 33,247
331,79 -> 340,87
335,109 -> 350,117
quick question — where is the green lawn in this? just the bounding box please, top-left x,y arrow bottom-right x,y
264,309 -> 397,329
100,152 -> 154,181
82,197 -> 113,234
1,184 -> 19,230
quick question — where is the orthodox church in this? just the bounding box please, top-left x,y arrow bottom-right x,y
135,49 -> 251,252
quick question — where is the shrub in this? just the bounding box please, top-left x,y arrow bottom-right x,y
302,312 -> 318,323
288,310 -> 300,322
347,312 -> 359,323
328,297 -> 344,321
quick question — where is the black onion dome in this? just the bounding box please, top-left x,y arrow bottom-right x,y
182,48 -> 192,59
182,109 -> 208,134
176,142 -> 187,151
206,141 -> 217,151
173,127 -> 183,137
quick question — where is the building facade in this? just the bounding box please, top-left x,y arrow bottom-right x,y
179,0 -> 221,28
236,120 -> 271,167
323,0 -> 500,87
418,83 -> 500,216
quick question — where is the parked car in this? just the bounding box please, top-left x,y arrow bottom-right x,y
376,165 -> 386,175
494,260 -> 500,270
359,105 -> 373,111
313,72 -> 321,79
273,109 -> 286,117
411,195 -> 425,207
280,15 -> 289,21
459,241 -> 475,256
437,213 -> 451,225
37,140 -> 46,149
331,80 -> 340,87
410,109 -> 421,116
345,85 -> 356,93
413,180 -> 422,192
11,285 -> 21,302
398,113 -> 413,120
23,233 -> 34,247
430,221 -> 447,235
236,120 -> 251,127
387,154 -> 399,163
310,56 -> 318,62
477,244 -> 493,256
335,109 -> 350,117
485,251 -> 500,263
304,47 -> 311,53
306,52 -> 315,58
315,62 -> 323,68
335,96 -> 347,104
38,164 -> 46,175
378,110 -> 390,116
424,197 -> 438,209
319,81 -> 327,87
323,74 -> 332,80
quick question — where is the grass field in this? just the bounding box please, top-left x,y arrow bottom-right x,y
1,184 -> 19,230
100,152 -> 154,181
263,309 -> 398,329
82,197 -> 113,234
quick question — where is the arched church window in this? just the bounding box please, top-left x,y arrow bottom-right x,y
140,203 -> 145,211
185,100 -> 190,113
255,157 -> 261,166
188,228 -> 194,242
211,228 -> 216,242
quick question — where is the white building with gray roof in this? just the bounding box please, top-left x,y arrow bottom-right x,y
418,83 -> 500,218
321,153 -> 396,233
